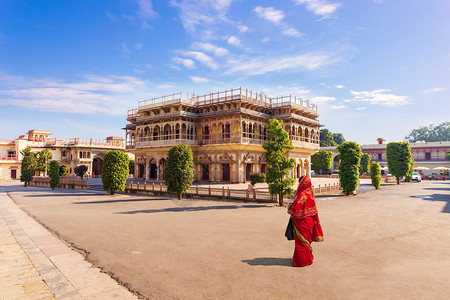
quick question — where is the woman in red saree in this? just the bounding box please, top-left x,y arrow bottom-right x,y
289,176 -> 324,267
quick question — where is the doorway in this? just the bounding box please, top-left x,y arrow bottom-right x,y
246,164 -> 252,181
222,164 -> 230,181
10,169 -> 17,179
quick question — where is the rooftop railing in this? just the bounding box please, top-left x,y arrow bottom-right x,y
46,138 -> 124,148
0,155 -> 19,161
131,88 -> 317,113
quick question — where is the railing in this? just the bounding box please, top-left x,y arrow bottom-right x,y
0,155 -> 19,161
30,176 -> 88,189
46,138 -> 124,148
125,181 -> 341,202
131,87 -> 318,113
128,131 -> 319,149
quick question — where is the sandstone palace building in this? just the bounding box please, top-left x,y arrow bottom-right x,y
125,88 -> 320,183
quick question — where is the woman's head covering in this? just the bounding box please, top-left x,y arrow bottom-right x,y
291,176 -> 318,219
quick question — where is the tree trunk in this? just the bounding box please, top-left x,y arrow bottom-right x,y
178,193 -> 182,200
278,194 -> 283,206
346,190 -> 350,196
397,177 -> 400,185
24,182 -> 27,187
110,190 -> 114,195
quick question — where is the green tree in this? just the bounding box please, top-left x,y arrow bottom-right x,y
311,150 -> 333,174
262,119 -> 296,206
164,144 -> 194,200
386,142 -> 413,185
337,142 -> 362,195
405,159 -> 415,182
19,147 -> 36,187
74,165 -> 88,179
320,129 -> 336,147
404,122 -> 450,142
332,132 -> 346,145
359,153 -> 371,175
35,149 -> 52,175
49,160 -> 60,190
249,173 -> 266,186
370,161 -> 381,189
59,165 -> 68,176
129,159 -> 135,175
102,150 -> 130,195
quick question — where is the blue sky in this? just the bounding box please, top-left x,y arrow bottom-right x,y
0,0 -> 449,144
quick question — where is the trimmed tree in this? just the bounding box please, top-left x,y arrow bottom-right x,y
249,173 -> 266,186
60,165 -> 68,176
74,165 -> 88,179
262,119 -> 296,206
386,142 -> 413,185
337,142 -> 362,195
35,149 -> 52,176
360,153 -> 370,175
311,149 -> 333,174
102,150 -> 130,195
49,160 -> 60,190
164,144 -> 194,200
370,161 -> 381,189
129,159 -> 135,175
405,159 -> 415,182
20,147 -> 36,187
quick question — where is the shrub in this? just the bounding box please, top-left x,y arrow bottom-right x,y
249,173 -> 266,186
74,165 -> 88,179
129,159 -> 135,175
49,160 -> 60,190
370,161 -> 381,189
360,153 -> 370,175
20,147 -> 36,187
337,142 -> 362,195
165,144 -> 194,200
311,150 -> 333,174
59,165 -> 68,176
386,142 -> 413,185
102,150 -> 130,195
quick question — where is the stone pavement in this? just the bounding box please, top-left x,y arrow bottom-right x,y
0,191 -> 137,299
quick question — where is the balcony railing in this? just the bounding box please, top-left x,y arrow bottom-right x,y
46,138 -> 124,148
127,131 -> 319,149
0,155 -> 19,161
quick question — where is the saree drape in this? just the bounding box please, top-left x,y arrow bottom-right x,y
290,176 -> 324,267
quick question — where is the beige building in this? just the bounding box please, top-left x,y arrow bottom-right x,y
125,88 -> 321,183
0,129 -> 125,180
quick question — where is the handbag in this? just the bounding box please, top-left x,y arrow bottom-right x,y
285,218 -> 295,240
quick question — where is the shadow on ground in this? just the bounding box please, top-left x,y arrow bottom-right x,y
411,193 -> 450,213
241,257 -> 293,267
74,197 -> 168,205
116,204 -> 268,214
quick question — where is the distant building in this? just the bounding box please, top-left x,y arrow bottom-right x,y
323,138 -> 450,176
125,88 -> 321,183
0,129 -> 126,180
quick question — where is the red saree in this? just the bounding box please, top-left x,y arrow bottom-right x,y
290,176 -> 324,267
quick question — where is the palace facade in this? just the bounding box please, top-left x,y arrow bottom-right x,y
125,88 -> 321,183
0,129 -> 125,180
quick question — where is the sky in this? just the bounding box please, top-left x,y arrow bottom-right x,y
0,0 -> 449,145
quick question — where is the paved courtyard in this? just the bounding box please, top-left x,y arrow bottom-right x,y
1,180 -> 449,299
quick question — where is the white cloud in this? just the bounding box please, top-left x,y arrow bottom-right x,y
335,84 -> 344,89
238,25 -> 249,33
261,37 -> 270,43
330,105 -> 346,109
121,43 -> 130,58
225,51 -> 342,75
356,107 -> 366,110
190,76 -> 209,83
373,0 -> 383,3
227,36 -> 241,46
135,43 -> 143,50
422,87 -> 447,94
311,96 -> 336,103
277,86 -> 311,95
133,68 -> 146,74
350,89 -> 409,107
192,42 -> 229,56
172,57 -> 196,69
135,0 -> 158,27
282,27 -> 303,37
158,84 -> 176,89
106,11 -> 118,22
181,51 -> 218,69
254,6 -> 285,25
293,0 -> 341,18
170,0 -> 234,33
0,73 -> 150,115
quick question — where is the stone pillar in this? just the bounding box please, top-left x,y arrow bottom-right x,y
145,158 -> 150,180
